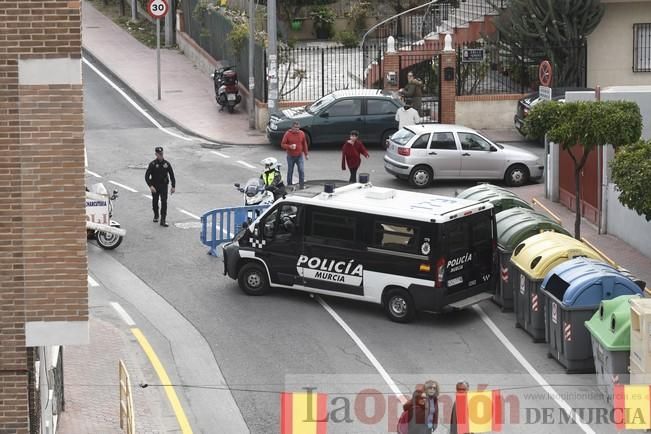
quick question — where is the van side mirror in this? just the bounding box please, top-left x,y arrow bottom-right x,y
234,183 -> 241,188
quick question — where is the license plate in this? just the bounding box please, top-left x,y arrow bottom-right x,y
227,93 -> 236,101
447,276 -> 463,287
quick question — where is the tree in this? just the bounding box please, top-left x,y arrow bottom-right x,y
524,100 -> 642,239
487,0 -> 604,87
610,140 -> 651,222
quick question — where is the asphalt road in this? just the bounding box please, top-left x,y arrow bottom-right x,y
83,61 -> 629,434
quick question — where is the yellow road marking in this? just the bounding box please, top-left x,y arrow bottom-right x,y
131,328 -> 193,434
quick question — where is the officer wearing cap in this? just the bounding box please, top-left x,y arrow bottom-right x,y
145,146 -> 176,227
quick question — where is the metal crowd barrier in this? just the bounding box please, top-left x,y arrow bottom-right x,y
200,205 -> 270,256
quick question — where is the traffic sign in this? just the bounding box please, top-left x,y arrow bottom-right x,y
539,85 -> 552,101
538,60 -> 553,87
147,0 -> 169,19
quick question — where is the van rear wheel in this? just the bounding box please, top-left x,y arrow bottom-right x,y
238,263 -> 270,296
384,289 -> 416,323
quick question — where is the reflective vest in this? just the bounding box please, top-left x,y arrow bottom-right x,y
263,171 -> 275,186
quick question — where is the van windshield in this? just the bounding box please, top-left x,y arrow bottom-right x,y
391,128 -> 415,146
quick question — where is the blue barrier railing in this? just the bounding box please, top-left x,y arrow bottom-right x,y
200,205 -> 270,256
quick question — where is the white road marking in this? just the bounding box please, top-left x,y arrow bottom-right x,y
236,160 -> 256,169
316,296 -> 406,403
143,194 -> 153,200
88,275 -> 99,287
82,57 -> 195,142
178,209 -> 200,220
108,180 -> 137,193
85,169 -> 102,178
211,151 -> 230,159
473,305 -> 595,434
110,302 -> 136,326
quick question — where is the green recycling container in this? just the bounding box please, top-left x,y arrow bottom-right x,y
456,183 -> 533,215
586,295 -> 641,404
494,208 -> 570,311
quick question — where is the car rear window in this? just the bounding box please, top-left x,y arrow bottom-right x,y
391,129 -> 415,146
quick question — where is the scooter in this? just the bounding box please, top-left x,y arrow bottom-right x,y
211,66 -> 242,113
86,183 -> 125,250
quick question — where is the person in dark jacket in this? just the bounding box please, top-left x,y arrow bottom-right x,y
424,380 -> 440,432
449,381 -> 469,434
401,71 -> 423,112
341,130 -> 369,183
145,146 -> 176,227
402,385 -> 429,434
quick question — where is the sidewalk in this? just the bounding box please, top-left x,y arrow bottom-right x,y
81,0 -> 267,145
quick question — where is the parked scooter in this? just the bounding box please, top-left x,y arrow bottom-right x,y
86,183 -> 125,250
211,66 -> 242,113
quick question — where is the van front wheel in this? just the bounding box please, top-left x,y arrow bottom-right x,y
384,289 -> 416,323
238,263 -> 270,296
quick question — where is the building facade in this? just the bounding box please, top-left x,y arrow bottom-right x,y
1,1 -> 88,432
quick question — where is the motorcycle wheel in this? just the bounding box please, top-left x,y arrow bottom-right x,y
227,105 -> 235,113
96,231 -> 123,250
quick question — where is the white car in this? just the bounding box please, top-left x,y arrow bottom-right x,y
384,124 -> 544,188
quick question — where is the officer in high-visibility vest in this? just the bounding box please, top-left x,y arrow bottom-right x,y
260,157 -> 285,201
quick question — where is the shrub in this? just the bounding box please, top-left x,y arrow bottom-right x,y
335,30 -> 359,47
610,140 -> 651,221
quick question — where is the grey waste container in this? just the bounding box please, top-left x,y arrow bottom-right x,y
495,208 -> 569,311
541,258 -> 643,373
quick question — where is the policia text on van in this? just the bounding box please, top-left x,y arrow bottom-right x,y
222,182 -> 497,322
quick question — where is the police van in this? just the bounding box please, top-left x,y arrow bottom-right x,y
222,181 -> 497,322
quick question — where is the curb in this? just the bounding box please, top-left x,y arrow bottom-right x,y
82,47 -> 266,147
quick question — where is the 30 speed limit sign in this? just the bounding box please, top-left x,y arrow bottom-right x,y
147,0 -> 169,19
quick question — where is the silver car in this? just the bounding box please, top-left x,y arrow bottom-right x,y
383,124 -> 544,188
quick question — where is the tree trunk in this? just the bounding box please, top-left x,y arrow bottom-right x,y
574,166 -> 581,239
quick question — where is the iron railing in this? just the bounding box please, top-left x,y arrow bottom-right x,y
633,23 -> 651,73
182,0 -> 267,101
455,41 -> 587,95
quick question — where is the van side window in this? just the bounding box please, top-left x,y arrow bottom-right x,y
310,210 -> 356,241
374,222 -> 419,252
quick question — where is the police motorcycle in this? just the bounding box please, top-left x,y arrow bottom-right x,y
86,183 -> 126,250
210,65 -> 242,113
234,157 -> 285,206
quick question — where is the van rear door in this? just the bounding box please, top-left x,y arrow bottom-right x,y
438,209 -> 495,296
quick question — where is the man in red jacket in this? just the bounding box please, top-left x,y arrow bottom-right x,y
280,121 -> 309,189
341,130 -> 369,183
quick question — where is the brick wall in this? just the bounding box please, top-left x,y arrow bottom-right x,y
1,0 -> 86,432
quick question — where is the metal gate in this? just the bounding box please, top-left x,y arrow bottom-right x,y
398,53 -> 441,123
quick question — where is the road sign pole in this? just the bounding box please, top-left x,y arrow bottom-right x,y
157,18 -> 161,100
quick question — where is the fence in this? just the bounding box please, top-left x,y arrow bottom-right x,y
455,41 -> 588,96
277,44 -> 385,102
182,0 -> 267,101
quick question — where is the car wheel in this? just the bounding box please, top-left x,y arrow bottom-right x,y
384,289 -> 416,323
237,263 -> 270,296
504,164 -> 529,187
409,165 -> 432,188
381,129 -> 396,149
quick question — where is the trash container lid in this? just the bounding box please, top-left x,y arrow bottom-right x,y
457,183 -> 518,198
586,294 -> 641,351
541,257 -> 643,306
457,184 -> 533,213
510,232 -> 602,279
496,208 -> 570,251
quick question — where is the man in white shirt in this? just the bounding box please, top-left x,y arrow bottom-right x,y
395,99 -> 421,129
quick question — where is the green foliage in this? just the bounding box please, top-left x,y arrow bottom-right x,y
487,0 -> 604,86
522,100 -> 563,140
611,140 -> 651,221
345,1 -> 370,34
310,5 -> 336,38
227,22 -> 249,55
335,30 -> 359,47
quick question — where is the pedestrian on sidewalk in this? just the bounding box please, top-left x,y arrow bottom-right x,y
395,99 -> 421,130
341,130 -> 369,183
398,385 -> 429,434
423,380 -> 440,433
145,146 -> 176,227
281,121 -> 309,189
449,381 -> 469,434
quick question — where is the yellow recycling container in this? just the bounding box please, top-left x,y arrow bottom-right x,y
510,232 -> 602,342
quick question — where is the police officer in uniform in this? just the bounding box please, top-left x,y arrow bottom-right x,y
145,146 -> 176,227
260,157 -> 285,201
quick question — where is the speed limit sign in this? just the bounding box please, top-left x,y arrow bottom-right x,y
147,0 -> 169,19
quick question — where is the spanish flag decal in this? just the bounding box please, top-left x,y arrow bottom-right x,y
280,391 -> 328,434
614,384 -> 651,430
456,390 -> 503,434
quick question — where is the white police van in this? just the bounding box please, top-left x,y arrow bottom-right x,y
222,181 -> 497,322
